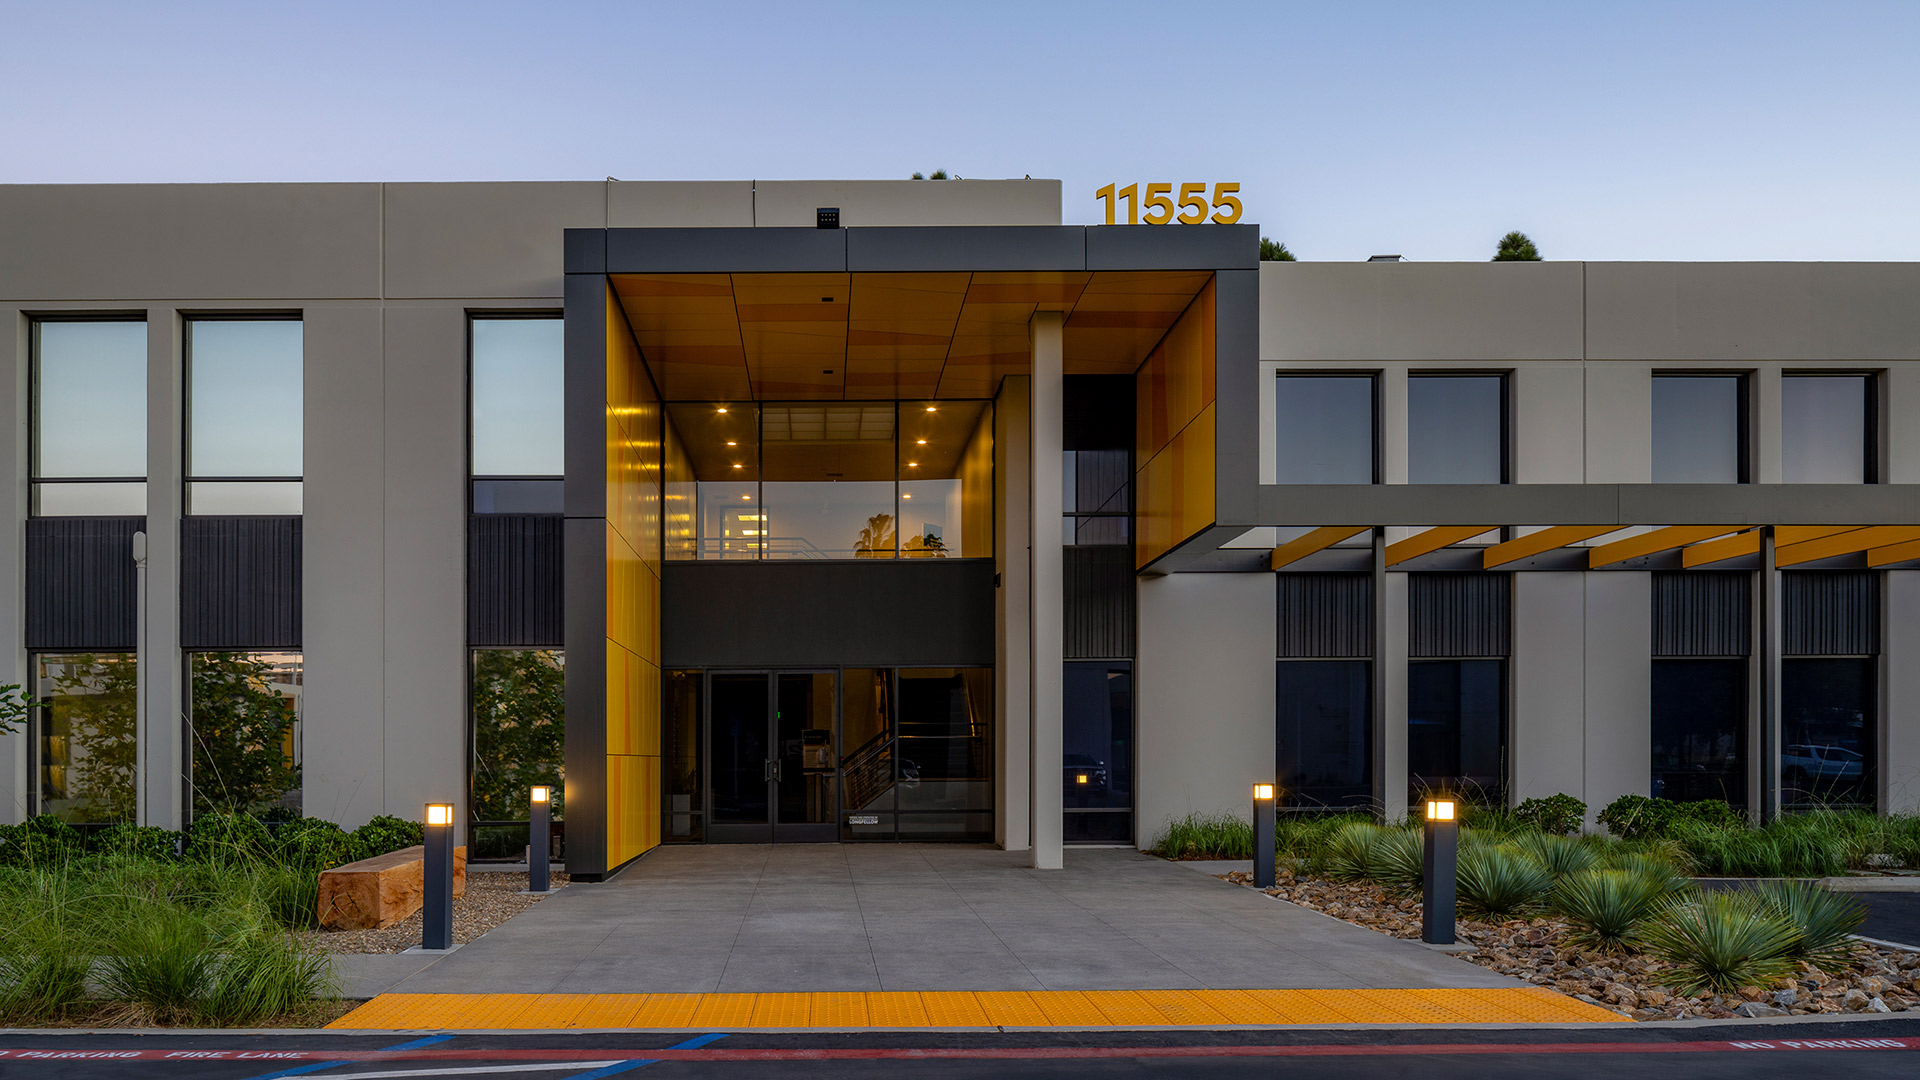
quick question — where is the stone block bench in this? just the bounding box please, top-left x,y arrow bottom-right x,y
318,844 -> 468,931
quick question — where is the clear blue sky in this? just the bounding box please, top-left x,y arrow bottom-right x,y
6,1 -> 1916,261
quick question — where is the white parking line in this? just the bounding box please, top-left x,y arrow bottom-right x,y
307,1064 -> 623,1079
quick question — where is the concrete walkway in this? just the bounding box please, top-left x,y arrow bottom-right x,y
379,845 -> 1522,995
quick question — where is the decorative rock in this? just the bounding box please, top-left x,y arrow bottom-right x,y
1860,976 -> 1890,995
1842,988 -> 1871,1010
1641,990 -> 1669,1007
1605,983 -> 1637,1006
317,844 -> 467,931
1734,1003 -> 1787,1018
1772,988 -> 1797,1007
1867,996 -> 1892,1013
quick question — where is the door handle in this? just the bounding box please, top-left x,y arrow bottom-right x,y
764,760 -> 773,782
772,759 -> 784,782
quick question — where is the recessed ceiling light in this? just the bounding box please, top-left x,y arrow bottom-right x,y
925,405 -> 937,412
903,493 -> 913,499
907,462 -> 919,467
741,494 -> 751,501
716,406 -> 729,414
726,441 -> 737,446
916,439 -> 927,445
732,463 -> 743,469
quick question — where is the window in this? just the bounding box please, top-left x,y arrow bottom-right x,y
31,319 -> 147,515
1783,374 -> 1874,483
471,317 -> 564,513
1782,658 -> 1875,811
1653,374 -> 1745,483
188,651 -> 302,818
469,649 -> 565,859
1064,375 -> 1132,545
1407,659 -> 1506,804
901,400 -> 992,557
1275,374 -> 1374,484
1407,374 -> 1505,484
30,653 -> 139,822
663,670 -> 703,841
1276,661 -> 1371,810
894,668 -> 994,839
187,319 -> 303,514
1651,659 -> 1746,808
762,404 -> 897,559
1064,662 -> 1133,843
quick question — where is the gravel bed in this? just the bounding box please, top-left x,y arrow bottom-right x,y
301,870 -> 571,955
1224,868 -> 1920,1021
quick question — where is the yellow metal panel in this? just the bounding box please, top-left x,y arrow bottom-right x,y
1384,526 -> 1495,566
1481,526 -> 1620,569
1778,525 -> 1920,567
1586,525 -> 1741,568
1680,526 -> 1862,567
1868,537 -> 1920,567
1271,527 -> 1370,570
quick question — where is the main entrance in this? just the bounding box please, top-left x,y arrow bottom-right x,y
708,671 -> 838,842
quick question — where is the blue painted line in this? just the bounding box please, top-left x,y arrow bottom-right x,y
567,1033 -> 730,1079
236,1033 -> 456,1079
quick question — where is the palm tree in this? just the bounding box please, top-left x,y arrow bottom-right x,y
1260,237 -> 1296,261
854,513 -> 896,557
1494,231 -> 1541,261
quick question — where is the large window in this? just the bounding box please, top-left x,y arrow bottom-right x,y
1276,661 -> 1371,810
1064,374 -> 1133,545
31,319 -> 147,515
1651,659 -> 1746,807
1783,374 -> 1874,483
665,402 -> 992,560
1653,374 -> 1745,483
1782,658 -> 1875,810
471,317 -> 564,513
894,668 -> 994,839
1275,374 -> 1374,484
468,649 -> 565,860
1064,662 -> 1133,843
188,652 -> 302,818
1407,659 -> 1505,804
30,653 -> 139,822
1407,374 -> 1505,484
186,319 -> 303,514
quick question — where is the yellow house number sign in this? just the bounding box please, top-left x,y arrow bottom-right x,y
1095,183 -> 1242,225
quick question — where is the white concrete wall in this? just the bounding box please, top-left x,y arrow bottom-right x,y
0,310 -> 25,822
1885,572 -> 1920,815
1510,573 -> 1586,801
1136,572 -> 1275,847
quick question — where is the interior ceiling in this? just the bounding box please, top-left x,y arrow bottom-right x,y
613,270 -> 1213,401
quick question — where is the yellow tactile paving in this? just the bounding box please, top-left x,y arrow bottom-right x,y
328,987 -> 1628,1030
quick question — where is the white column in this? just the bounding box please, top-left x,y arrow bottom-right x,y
1510,572 -> 1585,802
1584,572 -> 1651,827
1380,570 -> 1409,821
1028,313 -> 1064,869
0,309 -> 27,823
995,377 -> 1031,850
142,309 -> 185,829
1884,571 -> 1920,815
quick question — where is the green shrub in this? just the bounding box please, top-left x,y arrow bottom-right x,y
1456,845 -> 1556,918
184,812 -> 273,865
98,906 -> 217,1023
348,814 -> 426,861
1640,892 -> 1799,996
1508,832 -> 1599,879
1597,795 -> 1675,840
272,817 -> 353,871
1752,879 -> 1864,971
1514,794 -> 1587,836
196,934 -> 335,1026
91,823 -> 182,861
1552,867 -> 1674,952
1367,828 -> 1424,895
1674,800 -> 1745,831
255,865 -> 322,931
0,816 -> 86,868
1152,813 -> 1252,859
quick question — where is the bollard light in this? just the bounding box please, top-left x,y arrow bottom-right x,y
423,802 -> 455,950
1252,783 -> 1277,888
1421,797 -> 1459,945
528,784 -> 553,894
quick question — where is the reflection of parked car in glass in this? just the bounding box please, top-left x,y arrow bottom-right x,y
1065,753 -> 1109,793
1783,744 -> 1863,783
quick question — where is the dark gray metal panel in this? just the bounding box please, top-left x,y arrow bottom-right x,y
1213,268 -> 1261,525
468,514 -> 564,647
1244,483 -> 1920,528
25,517 -> 142,651
564,229 -> 605,274
563,272 -> 607,522
561,516 -> 608,878
662,560 -> 995,669
605,228 -> 847,274
1784,570 -> 1879,656
1619,484 -> 1920,526
179,517 -> 302,649
846,227 -> 1085,272
1408,572 -> 1510,658
1065,546 -> 1135,659
1653,571 -> 1751,657
1086,224 -> 1259,270
1277,573 -> 1372,658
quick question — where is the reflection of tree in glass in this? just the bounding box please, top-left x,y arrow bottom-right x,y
903,532 -> 947,558
854,514 -> 896,558
471,650 -> 565,819
190,652 -> 301,816
45,654 -> 139,822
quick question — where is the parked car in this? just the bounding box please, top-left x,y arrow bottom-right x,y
1782,743 -> 1864,783
1065,753 -> 1109,793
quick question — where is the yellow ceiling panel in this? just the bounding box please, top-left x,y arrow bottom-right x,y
1066,309 -> 1180,330
736,302 -> 848,323
970,270 -> 1092,286
966,282 -> 1086,305
646,345 -> 747,365
612,274 -> 733,297
730,273 -> 850,302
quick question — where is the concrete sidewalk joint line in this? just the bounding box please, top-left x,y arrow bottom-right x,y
327,988 -> 1625,1029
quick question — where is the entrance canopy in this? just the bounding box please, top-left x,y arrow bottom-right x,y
1264,523 -> 1920,572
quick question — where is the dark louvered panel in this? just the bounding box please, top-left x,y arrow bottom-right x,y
1409,572 -> 1510,658
1653,571 -> 1750,657
1065,545 -> 1135,659
180,516 -> 303,648
1277,572 -> 1371,658
25,517 -> 143,650
469,514 -> 564,647
1784,571 -> 1878,656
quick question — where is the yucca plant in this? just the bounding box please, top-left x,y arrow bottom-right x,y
1456,845 -> 1556,917
1321,821 -> 1384,882
1552,867 -> 1674,952
1366,827 -> 1424,895
1752,879 -> 1864,971
1509,832 -> 1598,879
1640,892 -> 1799,996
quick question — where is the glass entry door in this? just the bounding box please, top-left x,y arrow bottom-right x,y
707,671 -> 838,842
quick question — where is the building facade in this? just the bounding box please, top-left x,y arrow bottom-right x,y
3,181 -> 1916,877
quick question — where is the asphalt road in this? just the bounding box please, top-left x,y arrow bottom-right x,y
1859,892 -> 1920,948
3,1021 -> 1919,1080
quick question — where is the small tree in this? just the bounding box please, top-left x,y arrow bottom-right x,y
1494,231 -> 1541,261
189,652 -> 301,816
471,650 -> 566,820
0,683 -> 32,735
1259,237 -> 1296,261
